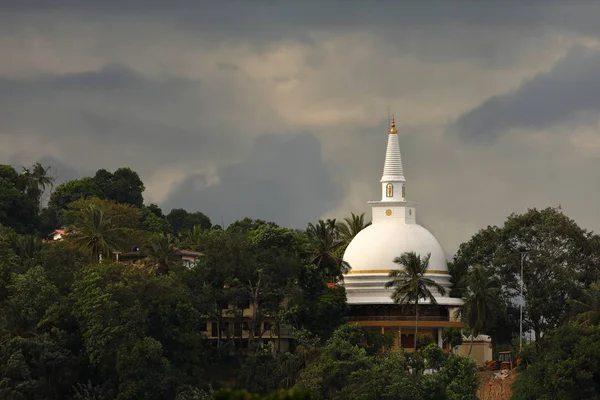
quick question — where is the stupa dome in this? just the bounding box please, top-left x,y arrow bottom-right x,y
344,222 -> 448,274
341,116 -> 461,306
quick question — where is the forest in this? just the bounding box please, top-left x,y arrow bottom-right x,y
1,163 -> 599,400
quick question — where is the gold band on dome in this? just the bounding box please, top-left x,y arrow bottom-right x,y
346,269 -> 449,275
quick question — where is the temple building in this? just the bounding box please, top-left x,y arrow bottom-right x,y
342,117 -> 464,351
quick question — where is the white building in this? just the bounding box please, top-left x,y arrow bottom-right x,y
342,117 -> 464,350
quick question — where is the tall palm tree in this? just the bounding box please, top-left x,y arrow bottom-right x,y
142,234 -> 178,274
67,205 -> 123,263
21,162 -> 55,203
568,280 -> 600,327
459,264 -> 502,355
306,219 -> 349,281
385,252 -> 446,351
336,212 -> 371,245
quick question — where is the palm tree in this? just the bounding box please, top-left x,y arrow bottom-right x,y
142,234 -> 178,274
67,204 -> 123,263
178,225 -> 204,250
306,219 -> 349,281
459,264 -> 502,355
21,162 -> 55,203
385,252 -> 446,351
336,212 -> 371,245
568,280 -> 600,327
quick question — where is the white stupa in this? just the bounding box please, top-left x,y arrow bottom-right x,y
342,117 -> 461,306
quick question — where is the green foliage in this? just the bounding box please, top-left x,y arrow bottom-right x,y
235,348 -> 279,394
141,206 -> 173,234
295,335 -> 371,400
459,265 -> 503,348
385,252 -> 446,351
285,264 -> 348,341
568,279 -> 600,327
0,228 -> 21,300
422,343 -> 445,371
93,167 -> 145,207
438,356 -> 478,400
167,208 -> 212,235
213,389 -> 311,400
6,265 -> 59,332
512,324 -> 600,400
335,212 -> 370,245
49,177 -> 103,213
330,324 -> 394,355
227,218 -> 278,235
38,240 -> 88,294
453,207 -> 599,344
337,351 -> 423,400
0,164 -> 42,234
441,328 -> 463,352
305,219 -> 349,282
66,203 -> 126,262
48,167 -> 145,223
63,197 -> 142,229
116,337 -> 170,399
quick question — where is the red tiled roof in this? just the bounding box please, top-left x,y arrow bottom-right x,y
48,229 -> 66,238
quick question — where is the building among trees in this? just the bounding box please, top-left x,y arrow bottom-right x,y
342,117 -> 464,350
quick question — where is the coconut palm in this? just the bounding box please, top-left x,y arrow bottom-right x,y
178,225 -> 204,250
306,219 -> 349,281
21,162 -> 55,203
142,234 -> 178,274
459,264 -> 503,355
67,204 -> 123,263
336,212 -> 371,245
385,252 -> 446,351
569,280 -> 600,327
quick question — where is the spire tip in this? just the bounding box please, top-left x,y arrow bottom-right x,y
389,114 -> 397,134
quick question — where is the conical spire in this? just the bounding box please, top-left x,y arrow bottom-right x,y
381,116 -> 405,183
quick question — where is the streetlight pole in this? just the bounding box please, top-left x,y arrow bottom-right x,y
519,251 -> 525,349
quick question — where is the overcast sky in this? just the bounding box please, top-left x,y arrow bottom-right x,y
2,1 -> 600,255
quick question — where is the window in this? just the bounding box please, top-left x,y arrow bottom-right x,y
386,183 -> 393,197
263,322 -> 272,332
211,323 -> 218,337
238,299 -> 251,310
221,322 -> 230,334
199,321 -> 207,332
402,184 -> 405,198
220,300 -> 229,310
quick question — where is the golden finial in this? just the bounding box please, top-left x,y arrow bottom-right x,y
389,114 -> 398,134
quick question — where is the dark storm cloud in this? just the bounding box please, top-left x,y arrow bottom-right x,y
4,1 -> 600,40
0,64 -> 241,166
450,46 -> 600,141
163,132 -> 341,228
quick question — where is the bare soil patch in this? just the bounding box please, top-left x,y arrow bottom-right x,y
477,370 -> 517,400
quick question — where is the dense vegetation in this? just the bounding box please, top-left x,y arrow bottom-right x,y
1,163 -> 599,399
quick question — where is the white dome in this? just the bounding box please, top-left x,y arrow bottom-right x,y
344,222 -> 448,274
342,222 -> 461,306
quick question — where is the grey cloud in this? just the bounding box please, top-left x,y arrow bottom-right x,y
2,1 -> 599,33
0,64 -> 250,175
450,46 -> 600,141
2,1 -> 598,75
2,1 -> 600,256
163,132 -> 341,229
